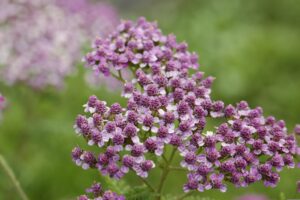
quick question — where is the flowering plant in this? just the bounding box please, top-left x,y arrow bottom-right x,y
73,17 -> 300,199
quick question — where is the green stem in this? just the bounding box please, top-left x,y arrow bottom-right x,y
162,154 -> 168,164
111,72 -> 125,83
138,176 -> 156,193
0,154 -> 29,200
118,70 -> 124,82
129,65 -> 138,76
156,148 -> 177,200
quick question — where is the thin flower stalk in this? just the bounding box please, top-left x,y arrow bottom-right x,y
0,154 -> 29,200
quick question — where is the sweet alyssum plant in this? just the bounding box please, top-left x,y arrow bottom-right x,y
72,17 -> 300,200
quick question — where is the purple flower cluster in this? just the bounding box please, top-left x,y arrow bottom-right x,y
182,102 -> 297,192
78,182 -> 125,200
73,96 -> 155,179
74,52 -> 216,180
75,17 -> 300,197
83,17 -> 198,78
0,0 -> 118,89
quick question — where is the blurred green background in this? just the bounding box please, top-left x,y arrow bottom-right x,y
0,0 -> 300,199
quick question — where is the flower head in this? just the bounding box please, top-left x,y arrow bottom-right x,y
83,17 -> 198,79
75,17 -> 300,196
182,102 -> 298,192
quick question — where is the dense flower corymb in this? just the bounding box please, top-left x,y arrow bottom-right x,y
73,96 -> 156,179
182,102 -> 297,192
74,17 -> 300,198
83,17 -> 198,79
73,62 -> 217,180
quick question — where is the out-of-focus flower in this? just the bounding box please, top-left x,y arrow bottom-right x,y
0,93 -> 5,119
0,93 -> 5,109
0,0 -> 84,89
77,182 -> 125,200
0,0 -> 118,89
236,194 -> 269,200
56,0 -> 118,39
297,181 -> 300,193
294,124 -> 300,136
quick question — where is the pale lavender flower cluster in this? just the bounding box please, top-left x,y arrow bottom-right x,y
78,182 -> 125,200
0,0 -> 84,89
0,0 -> 118,89
74,17 -> 300,197
57,0 -> 119,39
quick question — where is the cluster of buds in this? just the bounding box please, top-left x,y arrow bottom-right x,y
78,182 -> 125,200
74,17 -> 300,198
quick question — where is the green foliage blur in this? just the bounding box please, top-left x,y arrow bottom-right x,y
0,0 -> 299,199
